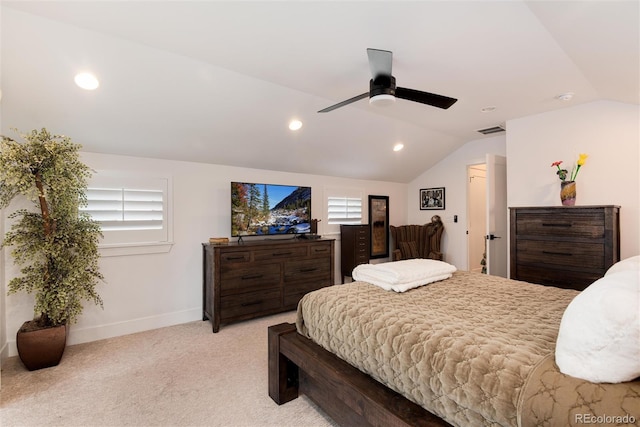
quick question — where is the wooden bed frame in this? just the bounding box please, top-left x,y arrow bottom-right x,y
268,322 -> 452,427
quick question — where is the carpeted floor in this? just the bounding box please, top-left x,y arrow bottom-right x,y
0,312 -> 337,427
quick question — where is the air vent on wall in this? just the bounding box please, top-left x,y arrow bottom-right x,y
477,125 -> 505,135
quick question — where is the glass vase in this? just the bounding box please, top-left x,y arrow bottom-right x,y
560,181 -> 576,206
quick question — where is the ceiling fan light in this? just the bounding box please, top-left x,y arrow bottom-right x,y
369,94 -> 395,107
74,72 -> 99,90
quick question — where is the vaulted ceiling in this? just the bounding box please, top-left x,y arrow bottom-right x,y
2,1 -> 638,183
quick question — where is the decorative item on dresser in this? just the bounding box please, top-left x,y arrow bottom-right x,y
340,224 -> 370,283
510,205 -> 620,291
559,181 -> 577,206
202,239 -> 334,332
551,154 -> 588,206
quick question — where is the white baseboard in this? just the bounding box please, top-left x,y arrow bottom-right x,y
3,308 -> 202,358
0,340 -> 9,363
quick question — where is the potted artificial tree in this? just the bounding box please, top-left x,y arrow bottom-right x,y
0,128 -> 104,370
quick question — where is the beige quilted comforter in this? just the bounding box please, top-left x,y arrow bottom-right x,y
296,271 -> 640,427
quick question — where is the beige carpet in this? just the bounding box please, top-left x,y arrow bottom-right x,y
0,312 -> 338,427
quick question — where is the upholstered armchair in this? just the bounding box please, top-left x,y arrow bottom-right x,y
390,215 -> 444,261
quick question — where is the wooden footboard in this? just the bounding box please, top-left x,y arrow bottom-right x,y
268,323 -> 452,427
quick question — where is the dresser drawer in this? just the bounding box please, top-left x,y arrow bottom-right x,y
354,228 -> 368,238
515,211 -> 604,239
355,246 -> 368,261
254,245 -> 307,261
220,251 -> 251,263
220,289 -> 281,320
516,240 -> 604,269
220,263 -> 280,296
310,241 -> 333,257
514,264 -> 601,290
284,258 -> 331,283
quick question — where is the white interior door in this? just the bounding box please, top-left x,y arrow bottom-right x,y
467,165 -> 487,273
485,154 -> 507,277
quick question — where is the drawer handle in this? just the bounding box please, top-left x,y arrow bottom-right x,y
541,223 -> 572,228
226,255 -> 246,260
273,252 -> 293,256
300,267 -> 318,273
242,274 -> 264,280
542,251 -> 572,256
241,301 -> 262,307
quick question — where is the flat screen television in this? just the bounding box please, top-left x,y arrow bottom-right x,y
231,182 -> 311,237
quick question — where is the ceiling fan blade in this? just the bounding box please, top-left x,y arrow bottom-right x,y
367,48 -> 392,80
318,92 -> 369,113
395,87 -> 457,109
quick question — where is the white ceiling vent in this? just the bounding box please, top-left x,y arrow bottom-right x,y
477,124 -> 505,135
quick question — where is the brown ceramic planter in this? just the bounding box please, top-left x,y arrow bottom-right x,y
16,321 -> 67,371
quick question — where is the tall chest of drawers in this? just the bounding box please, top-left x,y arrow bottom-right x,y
340,224 -> 370,283
509,205 -> 620,291
202,239 -> 335,332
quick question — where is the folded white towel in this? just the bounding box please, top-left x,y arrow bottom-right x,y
352,259 -> 457,292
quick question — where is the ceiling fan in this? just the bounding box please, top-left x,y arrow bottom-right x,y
318,48 -> 457,113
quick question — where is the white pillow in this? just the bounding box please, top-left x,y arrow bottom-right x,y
555,270 -> 640,383
606,255 -> 640,276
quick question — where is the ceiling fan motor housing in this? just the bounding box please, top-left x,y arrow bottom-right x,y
370,75 -> 396,97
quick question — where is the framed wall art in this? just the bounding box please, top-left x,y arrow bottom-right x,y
420,187 -> 445,210
368,195 -> 389,258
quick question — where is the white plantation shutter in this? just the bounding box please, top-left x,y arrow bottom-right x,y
83,188 -> 164,231
327,196 -> 362,224
82,173 -> 172,250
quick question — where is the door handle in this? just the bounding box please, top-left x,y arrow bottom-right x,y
486,234 -> 501,240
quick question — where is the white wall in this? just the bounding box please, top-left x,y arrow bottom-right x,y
0,207 -> 6,362
408,135 -> 507,269
1,153 -> 407,357
507,100 -> 639,258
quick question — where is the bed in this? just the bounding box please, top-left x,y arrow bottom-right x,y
268,260 -> 640,427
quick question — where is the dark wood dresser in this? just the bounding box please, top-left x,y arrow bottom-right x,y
340,224 -> 370,283
202,238 -> 335,332
510,205 -> 620,291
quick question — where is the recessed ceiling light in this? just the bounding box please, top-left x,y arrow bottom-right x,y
288,120 -> 303,131
74,72 -> 99,90
480,106 -> 496,113
393,143 -> 404,152
556,92 -> 574,101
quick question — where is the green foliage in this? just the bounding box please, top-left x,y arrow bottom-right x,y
0,128 -> 104,327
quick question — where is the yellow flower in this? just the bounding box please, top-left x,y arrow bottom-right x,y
570,153 -> 588,181
577,153 -> 588,166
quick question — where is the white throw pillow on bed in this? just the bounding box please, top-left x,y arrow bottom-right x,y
605,255 -> 640,276
555,269 -> 640,383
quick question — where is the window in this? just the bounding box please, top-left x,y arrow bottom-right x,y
82,173 -> 173,256
327,197 -> 362,224
324,187 -> 364,235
